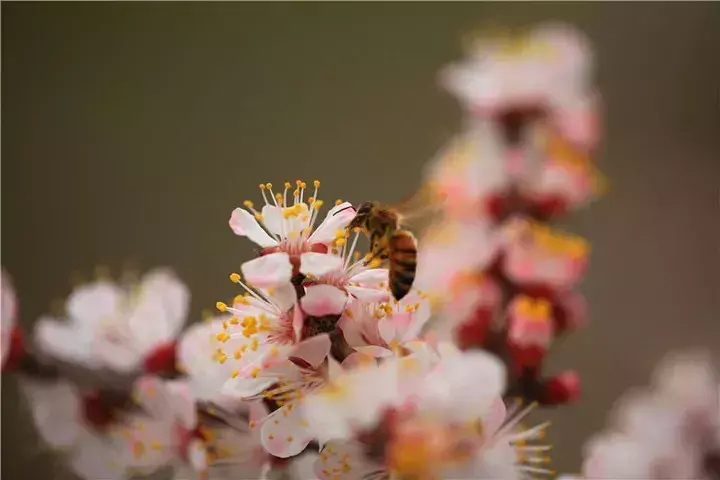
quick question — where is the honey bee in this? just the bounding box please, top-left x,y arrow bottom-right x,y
339,183 -> 444,302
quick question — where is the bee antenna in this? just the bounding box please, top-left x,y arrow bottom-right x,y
333,205 -> 356,216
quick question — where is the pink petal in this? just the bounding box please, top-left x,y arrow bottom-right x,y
354,346 -> 393,358
260,205 -> 284,236
229,208 -> 278,248
349,268 -> 388,287
223,376 -> 276,400
260,405 -> 314,458
308,202 -> 356,245
300,285 -> 348,316
165,380 -> 197,429
292,303 -> 304,342
377,317 -> 397,345
241,252 -> 293,288
66,281 -> 123,327
299,252 -> 343,277
290,334 -> 331,368
337,311 -> 364,348
346,285 -> 390,303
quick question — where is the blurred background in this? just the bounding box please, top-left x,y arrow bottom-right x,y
2,2 -> 720,478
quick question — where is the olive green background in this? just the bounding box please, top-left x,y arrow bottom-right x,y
2,2 -> 720,478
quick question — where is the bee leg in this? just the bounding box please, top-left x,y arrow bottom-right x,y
364,233 -> 388,266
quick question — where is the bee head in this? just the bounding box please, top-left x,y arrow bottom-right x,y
348,201 -> 376,230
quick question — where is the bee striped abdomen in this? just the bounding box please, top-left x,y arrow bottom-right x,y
388,230 -> 418,301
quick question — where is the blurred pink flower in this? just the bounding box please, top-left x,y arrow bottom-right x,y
33,268 -> 189,374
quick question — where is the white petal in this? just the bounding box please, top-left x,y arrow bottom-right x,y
127,295 -> 174,355
132,376 -> 175,422
377,317 -> 396,345
96,341 -> 141,372
289,334 -> 331,369
34,317 -> 94,365
300,285 -> 348,316
229,208 -> 278,248
260,405 -> 314,458
354,346 -> 393,358
418,350 -> 506,422
308,202 -> 356,244
223,376 -> 276,400
20,378 -> 82,448
164,380 -> 197,428
269,282 -> 298,312
138,269 -> 190,331
66,281 -> 123,327
346,285 -> 390,303
299,252 -> 343,277
337,309 -> 365,348
241,253 -> 293,288
349,268 -> 388,287
261,205 -> 284,236
187,439 -> 208,472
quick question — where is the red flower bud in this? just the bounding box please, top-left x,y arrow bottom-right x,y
541,370 -> 581,405
143,341 -> 178,375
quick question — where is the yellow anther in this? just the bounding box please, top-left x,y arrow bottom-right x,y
222,320 -> 229,330
268,434 -> 275,440
151,441 -> 163,450
233,348 -> 242,360
251,367 -> 261,378
231,370 -> 239,379
301,182 -> 307,189
229,316 -> 239,325
404,305 -> 415,312
265,183 -> 273,189
293,189 -> 300,197
286,436 -> 294,442
254,213 -> 263,221
312,200 -> 324,210
296,180 -> 303,187
132,441 -> 146,459
313,180 -> 320,188
259,184 -> 266,190
368,258 -> 383,268
234,295 -> 249,305
308,197 -> 315,204
243,200 -> 254,208
216,332 -> 230,343
249,420 -> 256,429
335,199 -> 343,206
269,346 -> 279,357
216,302 -> 227,312
335,238 -> 346,247
284,182 -> 292,189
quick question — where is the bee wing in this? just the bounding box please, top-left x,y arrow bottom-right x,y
391,181 -> 447,232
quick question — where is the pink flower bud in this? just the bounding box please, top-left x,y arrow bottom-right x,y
541,370 -> 581,405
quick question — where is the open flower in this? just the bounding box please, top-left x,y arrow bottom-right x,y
173,401 -> 272,480
215,280 -> 309,396
338,293 -> 431,359
178,316 -> 252,409
500,217 -> 589,293
20,375 -> 203,480
34,269 -> 189,374
224,334 -> 342,458
229,180 -> 357,287
441,24 -> 596,144
308,351 -> 552,480
299,228 -> 390,317
573,350 -> 720,479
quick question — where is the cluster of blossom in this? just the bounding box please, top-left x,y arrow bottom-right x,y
2,22 -> 718,480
